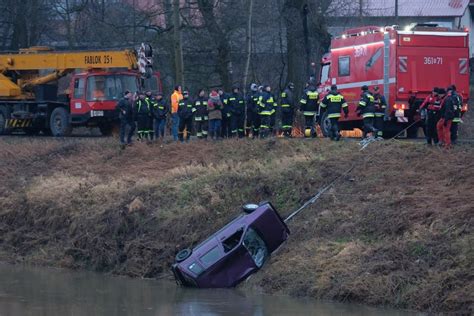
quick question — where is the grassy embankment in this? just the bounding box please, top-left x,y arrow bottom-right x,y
0,137 -> 472,314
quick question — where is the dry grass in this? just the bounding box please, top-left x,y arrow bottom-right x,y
0,136 -> 473,314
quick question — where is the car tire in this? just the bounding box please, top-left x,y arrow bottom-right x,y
50,107 -> 72,137
0,105 -> 11,135
175,248 -> 192,263
320,112 -> 330,137
243,203 -> 259,214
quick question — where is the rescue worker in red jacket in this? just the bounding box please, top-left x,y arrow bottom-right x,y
299,84 -> 320,138
373,86 -> 387,139
357,85 -> 377,139
419,87 -> 442,145
320,85 -> 348,141
178,90 -> 195,142
194,89 -> 209,139
280,82 -> 295,137
437,85 -> 460,148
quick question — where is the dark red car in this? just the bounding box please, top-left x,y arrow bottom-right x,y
172,202 -> 290,288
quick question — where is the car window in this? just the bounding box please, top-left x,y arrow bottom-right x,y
200,246 -> 221,267
222,228 -> 244,253
243,228 -> 268,268
338,56 -> 350,77
188,262 -> 204,275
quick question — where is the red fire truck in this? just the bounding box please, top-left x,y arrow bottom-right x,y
318,24 -> 470,137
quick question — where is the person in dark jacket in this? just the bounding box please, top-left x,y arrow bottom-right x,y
437,85 -> 460,148
134,92 -> 153,141
218,88 -> 231,138
178,90 -> 195,142
357,85 -> 377,139
116,90 -> 135,147
299,84 -> 319,138
152,92 -> 168,139
245,83 -> 260,138
450,90 -> 463,145
280,82 -> 295,137
228,86 -> 246,138
145,91 -> 156,141
258,85 -> 276,138
320,85 -> 348,141
373,86 -> 387,139
419,87 -> 442,145
194,89 -> 209,139
208,90 -> 223,140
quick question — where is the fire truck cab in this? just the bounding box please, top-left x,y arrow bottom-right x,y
318,24 -> 470,137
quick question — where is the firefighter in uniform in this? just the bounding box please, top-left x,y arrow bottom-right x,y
320,85 -> 348,141
299,84 -> 319,138
419,87 -> 442,145
152,92 -> 168,139
258,85 -> 276,138
228,86 -> 246,138
134,91 -> 153,141
280,82 -> 295,137
145,91 -> 156,141
218,89 -> 231,138
373,86 -> 387,139
357,85 -> 377,139
178,90 -> 195,142
246,83 -> 260,138
450,90 -> 464,145
194,89 -> 209,139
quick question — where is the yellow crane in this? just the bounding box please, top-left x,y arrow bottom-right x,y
0,44 -> 157,136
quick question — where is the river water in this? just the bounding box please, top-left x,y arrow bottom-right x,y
0,264 -> 421,316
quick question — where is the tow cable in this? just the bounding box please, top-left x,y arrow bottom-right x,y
284,119 -> 421,223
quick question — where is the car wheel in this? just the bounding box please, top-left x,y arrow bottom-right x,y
175,248 -> 192,263
50,107 -> 72,137
320,112 -> 330,137
0,105 -> 11,135
243,203 -> 259,214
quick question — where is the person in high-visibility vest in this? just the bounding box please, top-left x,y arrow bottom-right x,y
320,84 -> 348,141
134,91 -> 153,141
152,92 -> 169,140
258,85 -> 276,138
357,85 -> 377,139
280,82 -> 295,137
299,84 -> 319,138
170,85 -> 183,141
178,90 -> 195,142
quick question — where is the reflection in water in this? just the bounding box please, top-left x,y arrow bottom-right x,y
0,264 -> 421,316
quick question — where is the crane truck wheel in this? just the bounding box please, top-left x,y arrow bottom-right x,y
50,107 -> 72,137
0,105 -> 11,135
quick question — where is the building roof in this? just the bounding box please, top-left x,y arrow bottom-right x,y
331,0 -> 470,17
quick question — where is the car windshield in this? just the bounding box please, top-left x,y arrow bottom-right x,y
243,228 -> 268,268
86,75 -> 138,101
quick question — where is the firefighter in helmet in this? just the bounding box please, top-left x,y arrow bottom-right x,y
228,85 -> 246,138
373,86 -> 387,139
320,84 -> 348,141
178,90 -> 195,142
280,82 -> 295,137
134,91 -> 153,141
258,85 -> 276,138
357,85 -> 377,139
299,83 -> 320,138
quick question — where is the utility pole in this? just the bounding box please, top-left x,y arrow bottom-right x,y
395,0 -> 399,23
173,0 -> 184,86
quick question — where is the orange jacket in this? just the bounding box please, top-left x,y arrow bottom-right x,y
171,90 -> 183,113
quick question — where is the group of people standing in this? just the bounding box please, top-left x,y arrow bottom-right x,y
115,81 -> 464,147
419,85 -> 463,148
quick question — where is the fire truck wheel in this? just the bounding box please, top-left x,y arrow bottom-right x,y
320,112 -> 331,137
50,107 -> 72,137
0,105 -> 11,135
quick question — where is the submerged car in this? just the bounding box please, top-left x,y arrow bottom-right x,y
171,202 -> 290,288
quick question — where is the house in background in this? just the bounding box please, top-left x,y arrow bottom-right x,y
328,0 -> 474,57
